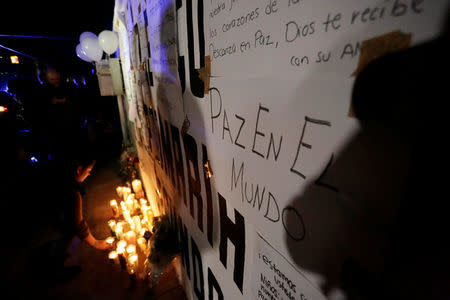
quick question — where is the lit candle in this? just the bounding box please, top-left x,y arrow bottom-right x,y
137,237 -> 147,253
127,253 -> 138,274
132,179 -> 143,198
141,205 -> 148,218
126,244 -> 136,255
141,217 -> 148,229
110,199 -> 119,218
125,197 -> 134,212
116,186 -> 123,197
120,200 -> 127,211
133,216 -> 142,233
151,210 -> 156,219
115,222 -> 123,240
134,199 -> 140,211
108,220 -> 116,236
139,198 -> 147,207
117,239 -> 127,250
123,210 -> 131,222
149,224 -> 154,234
106,237 -> 115,247
108,251 -> 119,264
141,206 -> 152,225
122,187 -> 131,202
116,245 -> 127,270
125,231 -> 136,244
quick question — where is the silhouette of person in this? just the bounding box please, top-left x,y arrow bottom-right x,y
31,66 -> 84,166
25,150 -> 112,286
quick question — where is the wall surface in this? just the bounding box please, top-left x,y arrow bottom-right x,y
113,0 -> 449,299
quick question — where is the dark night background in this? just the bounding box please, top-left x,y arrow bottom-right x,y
0,0 -> 124,213
0,0 -> 115,66
1,2 -> 128,297
1,0 -> 124,277
0,0 -> 123,162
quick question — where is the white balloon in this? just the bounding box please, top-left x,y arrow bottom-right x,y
98,30 -> 119,55
81,36 -> 103,62
79,31 -> 97,43
76,43 -> 93,62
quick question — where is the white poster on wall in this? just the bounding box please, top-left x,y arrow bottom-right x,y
115,0 -> 450,299
252,233 -> 328,300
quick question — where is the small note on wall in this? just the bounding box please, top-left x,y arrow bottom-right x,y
252,233 -> 327,300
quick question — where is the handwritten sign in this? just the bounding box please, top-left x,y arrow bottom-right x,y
114,0 -> 449,299
253,233 -> 327,300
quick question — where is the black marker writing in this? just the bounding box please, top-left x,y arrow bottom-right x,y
290,116 -> 331,179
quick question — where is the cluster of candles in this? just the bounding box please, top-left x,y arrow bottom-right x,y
106,179 -> 154,278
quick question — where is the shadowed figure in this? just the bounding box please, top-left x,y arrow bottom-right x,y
284,13 -> 449,300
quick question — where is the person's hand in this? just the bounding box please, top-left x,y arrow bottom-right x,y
93,239 -> 113,250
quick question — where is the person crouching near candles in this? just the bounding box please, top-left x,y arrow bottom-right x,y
28,151 -> 113,284
68,156 -> 113,251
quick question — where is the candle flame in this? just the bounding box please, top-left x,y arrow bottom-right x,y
117,240 -> 127,249
126,244 -> 136,254
128,254 -> 138,263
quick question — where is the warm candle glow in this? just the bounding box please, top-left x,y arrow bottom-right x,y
125,231 -> 136,244
126,244 -> 136,255
116,186 -> 123,197
141,215 -> 150,231
141,206 -> 153,225
140,198 -> 147,207
125,198 -> 134,212
110,199 -> 119,217
132,179 -> 141,188
116,247 -> 127,270
107,181 -> 159,276
108,251 -> 118,259
116,246 -> 125,255
115,222 -> 123,239
120,200 -> 126,210
122,187 -> 131,202
128,253 -> 138,270
141,206 -> 148,216
133,216 -> 142,233
108,220 -> 116,231
137,237 -> 147,252
132,179 -> 142,194
108,250 -> 119,264
123,210 -> 131,221
127,253 -> 138,274
139,228 -> 146,237
117,239 -> 127,250
129,253 -> 138,264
